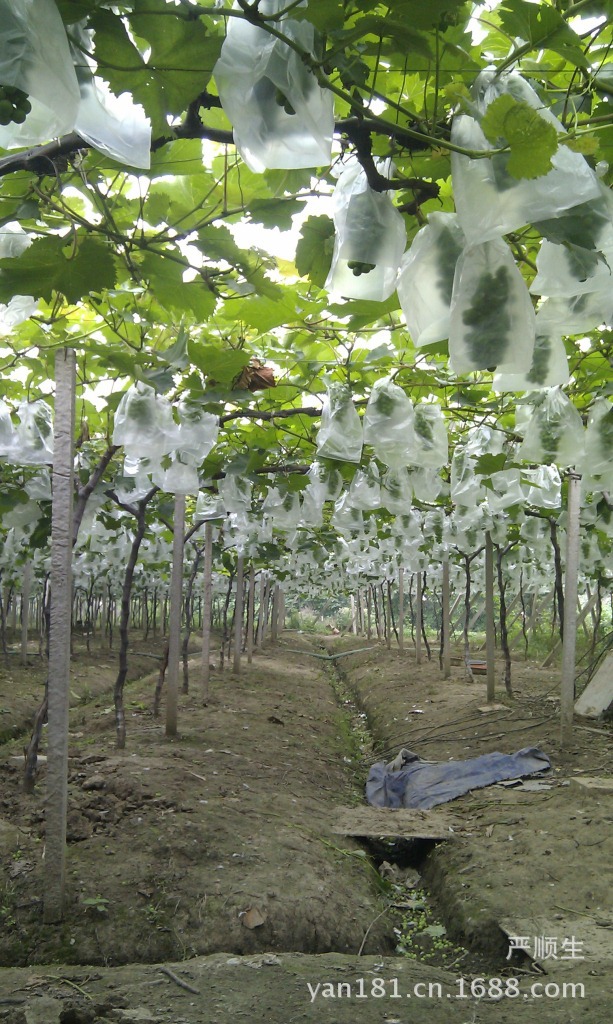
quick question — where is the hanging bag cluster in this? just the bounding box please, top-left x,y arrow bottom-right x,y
213,0 -> 333,173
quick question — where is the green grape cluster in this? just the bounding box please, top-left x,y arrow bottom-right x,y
374,390 -> 397,416
274,87 -> 296,116
0,84 -> 31,126
526,334 -> 551,386
347,260 -> 376,276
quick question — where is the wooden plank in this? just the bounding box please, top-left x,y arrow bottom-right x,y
330,806 -> 462,841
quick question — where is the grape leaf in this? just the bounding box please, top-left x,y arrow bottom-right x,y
481,95 -> 559,179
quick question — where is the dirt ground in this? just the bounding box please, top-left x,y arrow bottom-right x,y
0,629 -> 611,1023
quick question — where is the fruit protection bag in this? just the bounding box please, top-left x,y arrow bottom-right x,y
517,388 -> 585,469
112,383 -> 178,460
175,402 -> 219,464
413,402 -> 448,468
218,472 -> 252,514
0,0 -> 80,148
522,465 -> 562,509
213,0 -> 333,173
581,399 -> 613,479
380,467 -> 413,515
397,212 -> 466,347
451,70 -> 601,246
363,378 -> 415,468
14,400 -> 54,465
325,158 -> 407,301
493,323 -> 569,392
347,462 -> 382,511
450,449 -> 484,508
299,487 -> 324,529
536,290 -> 613,335
194,490 -> 225,522
0,399 -> 15,458
315,384 -> 363,463
408,465 -> 445,503
71,21 -> 151,169
485,469 -> 525,513
307,460 -> 344,503
331,493 -> 364,534
449,239 -> 535,375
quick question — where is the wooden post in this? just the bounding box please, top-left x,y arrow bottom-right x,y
232,554 -> 245,674
442,558 -> 451,679
561,473 -> 581,750
200,521 -> 213,703
246,565 -> 255,664
43,348 -> 76,924
485,531 -> 496,702
20,561 -> 31,666
350,594 -> 358,635
415,572 -> 423,665
386,583 -> 392,649
398,568 -> 404,652
271,584 -> 279,641
166,493 -> 185,737
366,587 -> 372,640
257,575 -> 266,647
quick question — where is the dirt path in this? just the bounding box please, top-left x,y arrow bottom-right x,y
0,633 -> 611,1023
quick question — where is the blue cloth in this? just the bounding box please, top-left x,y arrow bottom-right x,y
366,747 -> 551,810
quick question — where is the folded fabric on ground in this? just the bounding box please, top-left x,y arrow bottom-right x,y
366,747 -> 552,809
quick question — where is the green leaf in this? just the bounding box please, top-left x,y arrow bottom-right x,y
498,1 -> 589,68
189,343 -> 249,386
474,453 -> 508,476
481,94 -> 559,179
162,327 -> 190,370
295,215 -> 335,289
232,292 -> 310,332
247,198 -> 306,232
0,236 -> 115,304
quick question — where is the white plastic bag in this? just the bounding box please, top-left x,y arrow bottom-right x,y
307,460 -> 344,502
299,486 -> 324,528
315,384 -> 363,463
331,492 -> 364,534
152,456 -> 200,495
451,71 -> 601,246
213,0 -> 333,173
522,465 -> 562,509
175,402 -> 219,463
517,388 -> 585,468
408,465 -> 445,503
112,383 -> 178,460
362,378 -> 415,468
0,399 -> 15,458
449,239 -> 535,375
493,324 -> 569,392
380,467 -> 412,515
450,449 -> 484,508
71,21 -> 151,168
485,469 -> 525,513
0,223 -> 31,259
14,400 -> 53,465
581,399 -> 613,478
347,462 -> 381,511
530,240 -> 613,298
194,490 -> 225,522
0,0 -> 80,149
397,212 -> 465,346
536,290 -> 613,335
0,296 -> 38,337
325,158 -> 407,301
413,402 -> 448,468
219,472 -> 252,513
